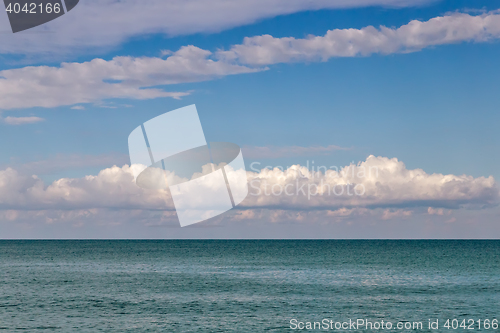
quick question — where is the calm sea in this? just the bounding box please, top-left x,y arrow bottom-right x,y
0,240 -> 498,332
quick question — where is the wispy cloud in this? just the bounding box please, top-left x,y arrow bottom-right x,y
217,12 -> 500,65
1,12 -> 500,110
0,46 -> 259,109
0,0 -> 437,56
2,116 -> 45,125
242,145 -> 349,159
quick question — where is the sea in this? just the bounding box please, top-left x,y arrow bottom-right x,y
0,240 -> 498,332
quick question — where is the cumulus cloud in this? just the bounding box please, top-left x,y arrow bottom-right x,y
243,155 -> 498,210
218,12 -> 500,65
0,156 -> 496,216
2,12 -> 500,109
0,155 -> 497,237
0,0 -> 436,55
0,46 -> 258,109
0,165 -> 171,211
2,116 -> 45,125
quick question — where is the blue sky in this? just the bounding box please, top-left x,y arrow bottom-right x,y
0,0 -> 499,238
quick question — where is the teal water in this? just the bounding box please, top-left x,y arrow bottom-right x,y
0,240 -> 498,332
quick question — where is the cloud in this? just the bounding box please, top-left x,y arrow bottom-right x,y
0,46 -> 258,109
243,155 -> 498,210
0,156 -> 496,214
0,155 -> 498,238
217,12 -> 500,65
2,206 -> 497,239
242,145 -> 349,159
70,105 -> 85,110
2,12 -> 500,109
0,0 -> 437,55
427,207 -> 451,215
2,116 -> 45,125
0,165 -> 170,211
381,208 -> 412,220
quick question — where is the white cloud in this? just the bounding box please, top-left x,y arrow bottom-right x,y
0,0 -> 436,55
0,156 -> 496,214
0,46 -> 258,109
2,116 -> 45,125
218,12 -> 500,65
243,155 -> 498,210
70,105 -> 85,110
1,12 -> 500,110
0,165 -> 170,211
0,155 -> 498,238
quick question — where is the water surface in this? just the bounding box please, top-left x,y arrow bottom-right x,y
0,240 -> 498,332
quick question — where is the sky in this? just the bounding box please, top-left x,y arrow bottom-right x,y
0,0 -> 499,238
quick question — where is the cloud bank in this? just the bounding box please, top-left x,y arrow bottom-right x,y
1,12 -> 500,110
0,156 -> 496,215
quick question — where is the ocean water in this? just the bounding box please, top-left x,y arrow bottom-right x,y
0,240 -> 498,332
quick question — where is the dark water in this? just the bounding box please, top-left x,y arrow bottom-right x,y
0,240 -> 498,332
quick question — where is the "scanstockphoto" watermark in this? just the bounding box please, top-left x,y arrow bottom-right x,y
249,161 -> 380,199
290,318 -> 499,330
